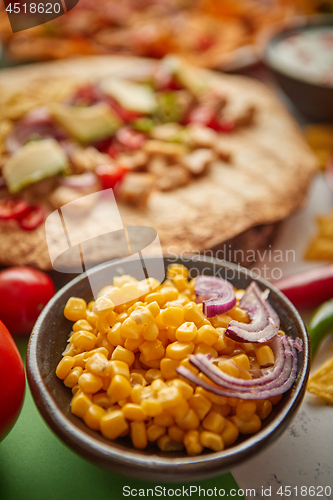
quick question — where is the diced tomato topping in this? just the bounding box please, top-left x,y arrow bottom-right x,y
107,144 -> 121,159
96,163 -> 128,191
185,106 -> 235,133
18,205 -> 45,231
0,199 -> 30,221
104,96 -> 142,122
196,34 -> 216,52
116,127 -> 146,150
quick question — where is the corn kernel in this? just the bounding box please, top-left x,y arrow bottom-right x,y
228,306 -> 249,323
95,334 -> 114,356
72,384 -> 80,395
71,390 -> 91,418
236,401 -> 257,421
166,341 -> 195,360
268,394 -> 282,405
145,369 -> 163,384
144,292 -> 166,306
56,356 -> 74,380
121,318 -> 144,340
122,403 -> 147,421
159,358 -> 179,380
79,372 -> 103,394
168,379 -> 194,400
154,412 -> 175,427
218,359 -> 240,378
210,314 -> 232,329
169,398 -> 189,419
167,264 -> 189,279
175,322 -> 197,342
255,345 -> 275,367
184,302 -> 205,325
93,297 -> 114,316
71,331 -> 96,351
139,356 -> 161,370
157,329 -> 169,347
160,307 -> 185,328
124,337 -> 144,352
221,419 -> 239,446
147,424 -> 166,442
108,360 -> 130,380
64,366 -> 83,388
117,312 -> 128,322
168,425 -> 185,443
84,404 -> 106,431
146,301 -> 160,318
183,430 -> 203,456
112,346 -> 135,366
204,391 -> 227,406
73,319 -> 94,333
194,343 -> 218,357
96,316 -> 111,335
202,411 -> 225,434
257,400 -> 272,419
188,393 -> 212,420
108,374 -> 132,401
200,431 -> 224,452
211,403 -> 231,417
107,322 -> 124,347
131,385 -> 143,404
64,297 -> 87,321
143,323 -> 159,341
157,435 -> 184,452
175,409 -> 199,430
196,325 -> 219,346
158,387 -> 183,410
86,310 -> 98,327
86,352 -> 109,376
130,373 -> 146,388
232,353 -> 250,372
141,399 -> 163,417
92,392 -> 114,409
139,340 -> 165,362
231,414 -> 262,434
100,410 -> 129,440
179,357 -> 199,375
159,287 -> 179,302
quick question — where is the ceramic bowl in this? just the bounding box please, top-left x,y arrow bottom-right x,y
27,256 -> 310,481
263,15 -> 333,121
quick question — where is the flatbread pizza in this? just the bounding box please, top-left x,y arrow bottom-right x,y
0,56 -> 317,269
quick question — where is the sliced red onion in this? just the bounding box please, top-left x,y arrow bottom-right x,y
176,336 -> 301,399
225,282 -> 278,343
195,275 -> 236,317
6,108 -> 67,154
58,173 -> 97,190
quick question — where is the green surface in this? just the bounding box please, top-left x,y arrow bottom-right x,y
0,339 -> 245,500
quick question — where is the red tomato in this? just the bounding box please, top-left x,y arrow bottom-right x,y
18,205 -> 45,231
104,96 -> 141,122
96,163 -> 128,190
0,267 -> 55,336
0,199 -> 30,221
0,320 -> 25,441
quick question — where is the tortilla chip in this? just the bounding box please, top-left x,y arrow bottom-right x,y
307,357 -> 333,404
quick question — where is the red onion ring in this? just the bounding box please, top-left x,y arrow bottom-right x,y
195,275 -> 236,317
177,336 -> 301,399
226,282 -> 278,343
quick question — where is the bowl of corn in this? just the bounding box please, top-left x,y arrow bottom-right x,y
27,256 -> 310,481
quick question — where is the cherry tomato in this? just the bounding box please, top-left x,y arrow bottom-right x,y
115,127 -> 146,150
0,267 -> 55,336
0,199 -> 30,221
96,163 -> 128,190
18,205 -> 45,231
0,320 -> 25,441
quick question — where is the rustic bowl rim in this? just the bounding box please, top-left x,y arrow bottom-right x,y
27,256 -> 310,481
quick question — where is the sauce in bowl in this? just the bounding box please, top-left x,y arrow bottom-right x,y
269,27 -> 333,87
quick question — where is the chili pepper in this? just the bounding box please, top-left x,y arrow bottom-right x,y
273,265 -> 333,310
308,299 -> 333,360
